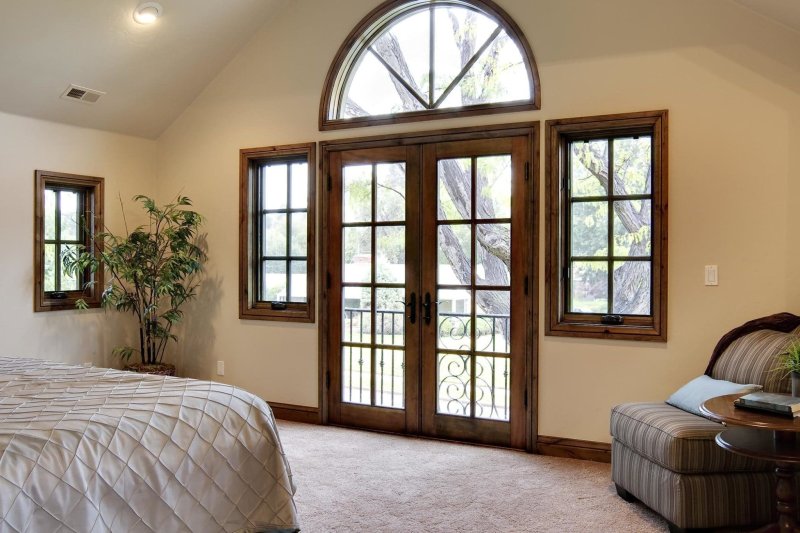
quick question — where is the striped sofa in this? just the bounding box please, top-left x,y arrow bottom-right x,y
611,314 -> 800,532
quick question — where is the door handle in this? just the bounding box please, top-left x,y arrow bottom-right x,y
403,292 -> 416,324
422,292 -> 432,325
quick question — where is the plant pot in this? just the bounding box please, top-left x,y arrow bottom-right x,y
123,362 -> 176,376
792,371 -> 800,397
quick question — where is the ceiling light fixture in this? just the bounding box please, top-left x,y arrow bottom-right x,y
133,2 -> 163,24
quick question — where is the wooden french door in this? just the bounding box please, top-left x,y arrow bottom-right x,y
323,126 -> 536,449
326,145 -> 422,433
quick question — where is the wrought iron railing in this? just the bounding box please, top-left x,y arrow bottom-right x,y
342,307 -> 511,419
343,308 -> 510,344
436,311 -> 510,353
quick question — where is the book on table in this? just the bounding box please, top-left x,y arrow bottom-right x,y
734,392 -> 800,417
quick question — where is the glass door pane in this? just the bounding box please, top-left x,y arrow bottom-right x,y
435,154 -> 512,422
341,162 -> 407,410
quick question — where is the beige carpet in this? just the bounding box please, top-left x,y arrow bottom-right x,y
276,421 -> 667,532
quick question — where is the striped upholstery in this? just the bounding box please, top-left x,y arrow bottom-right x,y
611,324 -> 800,528
612,439 -> 775,529
710,326 -> 800,392
611,402 -> 769,473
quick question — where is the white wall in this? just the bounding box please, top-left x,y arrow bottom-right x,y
155,0 -> 800,442
0,111 -> 157,367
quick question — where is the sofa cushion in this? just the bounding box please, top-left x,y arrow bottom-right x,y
610,402 -> 770,474
665,375 -> 761,417
710,327 -> 800,393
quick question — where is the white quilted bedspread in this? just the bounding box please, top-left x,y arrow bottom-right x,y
0,357 -> 298,533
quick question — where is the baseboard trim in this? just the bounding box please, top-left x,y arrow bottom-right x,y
269,402 -> 321,424
268,408 -> 610,462
536,435 -> 611,463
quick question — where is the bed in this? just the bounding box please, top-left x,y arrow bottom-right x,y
0,357 -> 299,532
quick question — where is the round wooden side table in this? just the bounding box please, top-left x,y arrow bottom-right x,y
701,393 -> 800,533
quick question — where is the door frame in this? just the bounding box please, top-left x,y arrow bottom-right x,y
319,122 -> 540,451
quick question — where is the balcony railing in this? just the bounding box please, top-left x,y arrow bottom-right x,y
342,307 -> 511,420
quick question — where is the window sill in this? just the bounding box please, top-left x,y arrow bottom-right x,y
239,303 -> 314,323
35,297 -> 101,313
546,320 -> 666,342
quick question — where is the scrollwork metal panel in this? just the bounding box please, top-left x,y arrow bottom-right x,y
437,353 -> 471,417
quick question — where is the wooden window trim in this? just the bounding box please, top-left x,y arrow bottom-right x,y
34,170 -> 104,312
318,0 -> 541,131
239,143 -> 317,323
545,110 -> 668,341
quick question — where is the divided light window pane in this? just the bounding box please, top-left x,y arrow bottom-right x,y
338,2 -> 531,120
44,243 -> 56,292
432,7 -> 499,101
44,190 -> 56,239
567,136 -> 654,317
372,10 -> 430,103
258,159 -> 309,304
43,186 -> 85,294
60,191 -> 80,240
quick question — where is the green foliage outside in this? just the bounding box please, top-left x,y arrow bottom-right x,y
569,138 -> 652,315
64,195 -> 206,365
344,6 -> 654,318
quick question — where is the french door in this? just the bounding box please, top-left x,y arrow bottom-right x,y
323,125 -> 536,449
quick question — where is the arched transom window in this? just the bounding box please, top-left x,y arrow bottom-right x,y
320,0 -> 540,130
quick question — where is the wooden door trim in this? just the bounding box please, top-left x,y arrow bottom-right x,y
320,122 -> 539,153
404,145 -> 422,434
527,125 -> 541,452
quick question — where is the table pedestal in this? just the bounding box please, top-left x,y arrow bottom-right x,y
717,429 -> 800,533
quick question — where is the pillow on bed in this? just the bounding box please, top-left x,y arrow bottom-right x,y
666,375 -> 762,417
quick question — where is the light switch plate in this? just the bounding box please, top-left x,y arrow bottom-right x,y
217,361 -> 225,376
705,265 -> 718,286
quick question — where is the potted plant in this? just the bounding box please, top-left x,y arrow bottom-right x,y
64,195 -> 206,375
776,340 -> 800,397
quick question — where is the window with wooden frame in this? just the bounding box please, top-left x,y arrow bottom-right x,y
545,111 -> 668,341
319,0 -> 540,130
239,143 -> 316,322
34,170 -> 104,312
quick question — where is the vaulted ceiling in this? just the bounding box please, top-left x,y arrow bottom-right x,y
0,0 -> 285,139
0,0 -> 797,140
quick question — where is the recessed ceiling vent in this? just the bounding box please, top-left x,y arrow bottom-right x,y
60,84 -> 105,104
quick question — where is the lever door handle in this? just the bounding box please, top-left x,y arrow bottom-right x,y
403,293 -> 417,324
422,292 -> 432,325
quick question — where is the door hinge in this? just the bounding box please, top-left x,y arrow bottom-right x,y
326,271 -> 331,289
524,276 -> 529,295
327,174 -> 332,192
325,370 -> 331,389
562,174 -> 568,191
524,388 -> 528,409
562,267 -> 570,280
524,161 -> 530,181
